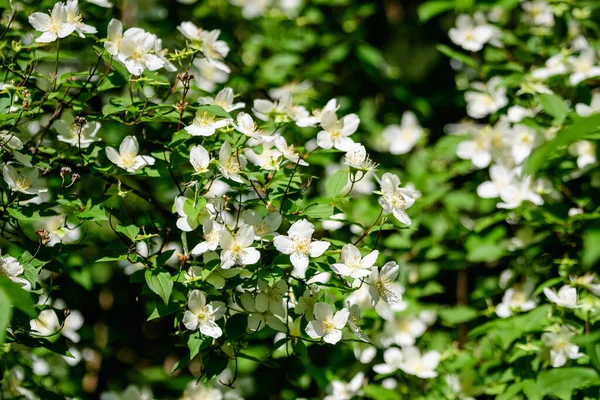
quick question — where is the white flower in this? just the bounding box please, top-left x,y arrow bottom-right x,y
343,145 -> 377,172
448,14 -> 494,52
306,302 -> 349,344
0,255 -> 31,291
240,292 -> 286,332
575,92 -> 600,117
219,224 -> 261,269
0,132 -> 23,150
28,3 -> 77,43
346,304 -> 369,342
100,385 -> 153,400
331,244 -> 378,279
508,124 -> 540,164
54,114 -> 100,148
118,29 -> 164,75
477,164 -> 520,199
201,30 -> 231,74
542,326 -> 584,368
569,140 -> 596,169
182,290 -> 226,338
495,284 -> 538,318
465,77 -> 509,119
185,111 -> 230,137
316,111 -> 360,151
273,219 -> 330,278
507,105 -> 536,123
373,347 -> 404,374
294,284 -> 322,320
105,136 -> 155,173
104,19 -> 125,56
368,261 -> 402,305
496,176 -> 543,209
381,315 -> 427,347
199,87 -> 245,112
532,53 -> 568,80
242,210 -> 282,238
245,144 -> 282,171
296,98 -> 339,128
2,165 -> 47,196
219,141 -> 247,183
193,58 -> 229,92
62,310 -> 84,342
30,309 -> 60,336
230,0 -> 271,19
522,1 -> 555,27
399,347 -> 440,379
86,0 -> 113,7
65,0 -> 97,38
456,120 -> 509,168
544,285 -> 579,308
177,21 -> 204,42
190,145 -> 212,174
190,220 -> 224,255
252,93 -> 296,122
568,49 -> 600,86
570,274 -> 600,297
234,112 -> 268,140
376,173 -> 417,225
173,196 -> 210,232
256,279 -> 288,316
273,136 -> 308,166
381,111 -> 424,155
324,372 -> 364,400
40,215 -> 81,247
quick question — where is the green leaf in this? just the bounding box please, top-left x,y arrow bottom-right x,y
417,1 -> 454,22
97,71 -> 127,92
0,288 -> 12,346
537,368 -> 600,400
202,353 -> 229,381
188,331 -> 210,359
116,224 -> 140,242
525,114 -> 600,174
303,204 -> 334,219
0,276 -> 36,318
439,305 -> 478,325
522,379 -> 542,400
538,93 -> 568,123
326,169 -> 349,197
147,301 -> 181,321
145,269 -> 173,304
196,105 -> 232,119
171,355 -> 190,374
363,384 -> 401,400
582,228 -> 600,269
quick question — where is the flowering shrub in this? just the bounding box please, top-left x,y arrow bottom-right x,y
1,0 -> 600,399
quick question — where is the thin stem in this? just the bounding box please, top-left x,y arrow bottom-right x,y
353,208 -> 383,245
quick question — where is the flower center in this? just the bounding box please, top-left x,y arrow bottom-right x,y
16,175 -> 32,191
293,237 -> 311,254
120,152 -> 137,168
391,190 -> 407,209
254,221 -> 269,236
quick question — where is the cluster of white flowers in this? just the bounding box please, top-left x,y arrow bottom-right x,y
104,19 -> 175,75
29,1 -> 96,43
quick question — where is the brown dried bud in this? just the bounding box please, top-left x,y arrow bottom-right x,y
60,166 -> 72,179
36,227 -> 50,246
177,253 -> 188,267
